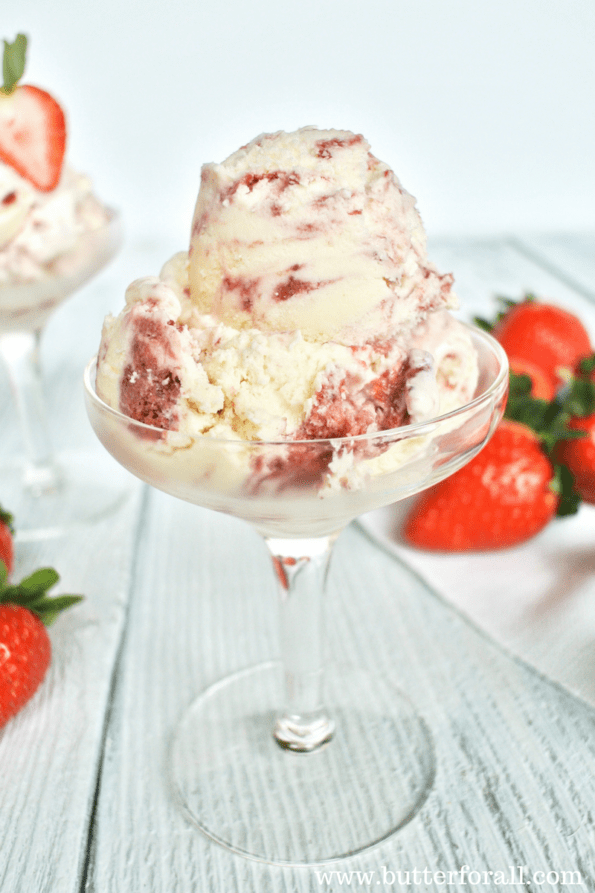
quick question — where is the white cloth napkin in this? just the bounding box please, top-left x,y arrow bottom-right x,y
359,500 -> 595,707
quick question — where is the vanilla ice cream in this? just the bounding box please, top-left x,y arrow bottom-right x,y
97,127 -> 478,453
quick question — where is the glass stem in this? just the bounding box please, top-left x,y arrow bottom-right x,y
0,330 -> 60,495
265,533 -> 339,752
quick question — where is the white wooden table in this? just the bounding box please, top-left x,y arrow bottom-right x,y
1,232 -> 594,892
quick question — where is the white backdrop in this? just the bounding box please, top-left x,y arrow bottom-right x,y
5,0 -> 595,245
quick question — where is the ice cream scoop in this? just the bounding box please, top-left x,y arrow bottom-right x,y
189,127 -> 455,346
96,127 -> 478,447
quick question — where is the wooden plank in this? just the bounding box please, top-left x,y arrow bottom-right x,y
512,231 -> 595,301
5,233 -> 592,889
87,490 -> 595,891
427,234 -> 595,331
0,488 -> 144,893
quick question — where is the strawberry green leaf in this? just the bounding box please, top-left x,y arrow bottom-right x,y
472,315 -> 494,333
0,564 -> 83,625
28,594 -> 84,626
577,353 -> 595,377
0,504 -> 14,535
505,372 -> 589,453
2,33 -> 27,95
473,293 -> 535,333
0,584 -> 41,604
507,372 -> 532,398
19,567 -> 59,593
558,376 -> 595,418
551,463 -> 582,517
38,609 -> 63,627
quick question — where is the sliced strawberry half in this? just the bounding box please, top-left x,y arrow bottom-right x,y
0,34 -> 66,191
0,85 -> 66,191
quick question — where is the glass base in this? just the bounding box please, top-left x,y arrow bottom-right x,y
170,661 -> 435,864
0,450 -> 134,540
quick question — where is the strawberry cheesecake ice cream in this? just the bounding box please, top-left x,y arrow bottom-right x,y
0,34 -> 116,331
96,127 -> 478,450
0,162 -> 111,286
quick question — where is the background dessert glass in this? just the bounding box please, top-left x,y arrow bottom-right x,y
84,324 -> 508,864
0,210 -> 127,538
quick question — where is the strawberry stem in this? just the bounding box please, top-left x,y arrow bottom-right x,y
2,33 -> 27,95
0,561 -> 83,627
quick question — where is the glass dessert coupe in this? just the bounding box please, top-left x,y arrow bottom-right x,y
84,325 -> 508,864
0,211 -> 130,538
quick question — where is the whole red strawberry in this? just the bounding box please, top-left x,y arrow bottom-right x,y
553,358 -> 595,504
404,420 -> 559,551
491,295 -> 591,386
556,414 -> 595,504
0,34 -> 66,191
0,604 -> 50,727
0,505 -> 14,577
0,565 -> 82,729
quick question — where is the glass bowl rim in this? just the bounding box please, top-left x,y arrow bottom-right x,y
83,322 -> 508,448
